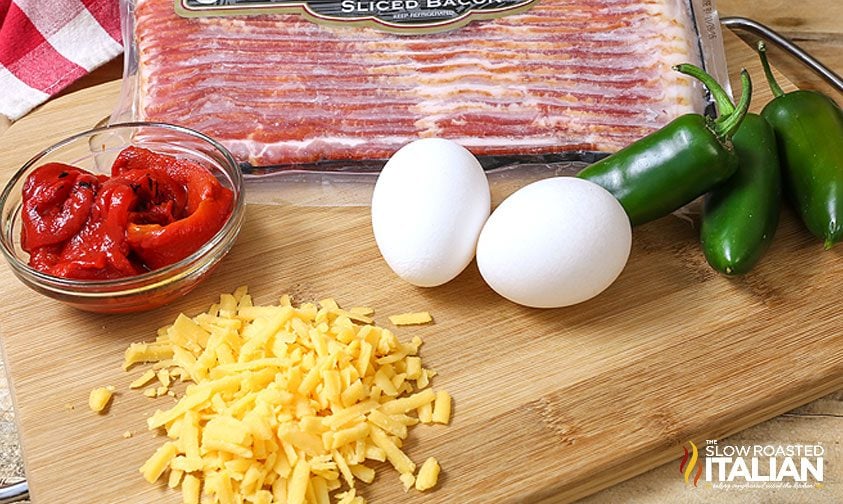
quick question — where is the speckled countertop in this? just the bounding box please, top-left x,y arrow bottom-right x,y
0,357 -> 28,503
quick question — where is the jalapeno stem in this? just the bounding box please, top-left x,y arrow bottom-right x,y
673,64 -> 751,141
757,41 -> 785,98
673,63 -> 735,116
716,69 -> 752,141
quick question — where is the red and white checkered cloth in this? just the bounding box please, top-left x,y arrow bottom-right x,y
0,0 -> 122,121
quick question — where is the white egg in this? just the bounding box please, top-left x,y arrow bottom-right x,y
371,138 -> 491,287
476,177 -> 631,308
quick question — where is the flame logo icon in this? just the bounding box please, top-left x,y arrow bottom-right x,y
679,441 -> 703,487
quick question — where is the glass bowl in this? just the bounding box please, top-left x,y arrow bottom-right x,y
0,122 -> 246,313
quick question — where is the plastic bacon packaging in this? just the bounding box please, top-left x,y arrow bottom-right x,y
113,0 -> 730,203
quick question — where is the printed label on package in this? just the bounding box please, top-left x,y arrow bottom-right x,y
176,0 -> 538,34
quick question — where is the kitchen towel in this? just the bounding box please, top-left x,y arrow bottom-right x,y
0,0 -> 122,121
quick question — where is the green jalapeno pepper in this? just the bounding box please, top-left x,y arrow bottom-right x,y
674,64 -> 782,275
578,69 -> 752,226
757,41 -> 843,249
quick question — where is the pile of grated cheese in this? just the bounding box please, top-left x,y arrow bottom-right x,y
124,287 -> 450,504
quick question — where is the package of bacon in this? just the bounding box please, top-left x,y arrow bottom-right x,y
112,0 -> 729,204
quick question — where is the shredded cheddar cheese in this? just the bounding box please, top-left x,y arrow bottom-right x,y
388,312 -> 433,326
399,472 -> 415,492
130,369 -> 156,389
432,391 -> 452,425
414,457 -> 440,491
126,287 -> 448,503
349,307 -> 374,317
88,386 -> 115,413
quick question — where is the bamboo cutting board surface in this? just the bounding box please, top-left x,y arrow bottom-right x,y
1,33 -> 841,503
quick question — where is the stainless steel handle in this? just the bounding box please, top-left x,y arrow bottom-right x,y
0,478 -> 28,504
721,16 -> 843,94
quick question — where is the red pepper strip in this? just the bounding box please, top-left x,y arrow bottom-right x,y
126,179 -> 233,270
21,163 -> 100,251
119,168 -> 187,226
27,244 -> 64,273
113,145 -> 223,214
116,146 -> 234,270
48,179 -> 145,280
111,145 -> 159,176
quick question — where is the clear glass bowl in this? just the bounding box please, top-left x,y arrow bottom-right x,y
0,122 -> 245,313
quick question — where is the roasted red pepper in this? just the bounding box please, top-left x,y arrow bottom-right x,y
46,179 -> 145,279
20,147 -> 233,279
115,147 -> 234,270
21,163 -> 102,250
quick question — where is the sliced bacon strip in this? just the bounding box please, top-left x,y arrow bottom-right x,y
135,0 -> 703,166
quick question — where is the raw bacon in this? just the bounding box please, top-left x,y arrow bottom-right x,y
134,0 -> 704,166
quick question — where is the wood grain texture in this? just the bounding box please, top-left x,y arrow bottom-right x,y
719,0 -> 843,35
718,0 -> 843,102
0,31 -> 841,504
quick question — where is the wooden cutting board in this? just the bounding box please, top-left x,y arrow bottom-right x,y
1,33 -> 841,503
